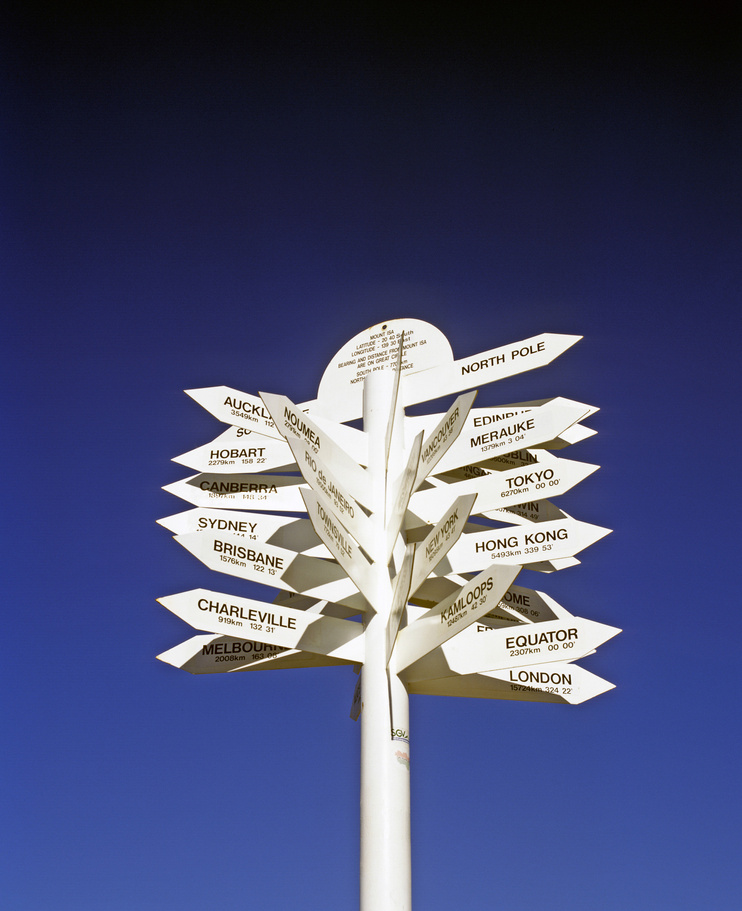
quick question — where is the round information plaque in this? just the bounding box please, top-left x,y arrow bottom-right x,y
312,319 -> 454,421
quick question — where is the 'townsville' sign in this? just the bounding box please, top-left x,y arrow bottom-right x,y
158,319 -> 617,911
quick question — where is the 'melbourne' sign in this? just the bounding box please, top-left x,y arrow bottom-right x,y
158,319 -> 617,911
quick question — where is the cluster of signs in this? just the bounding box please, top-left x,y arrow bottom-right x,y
158,320 -> 618,706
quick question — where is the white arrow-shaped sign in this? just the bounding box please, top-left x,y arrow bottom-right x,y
550,422 -> 596,448
384,430 -> 424,561
410,451 -> 598,522
303,413 -> 369,466
481,499 -> 567,526
302,489 -> 377,605
407,661 -> 614,705
401,615 -> 620,682
173,530 -> 365,606
158,589 -> 365,662
448,446 -> 563,474
487,584 -> 567,623
162,473 -> 308,512
271,590 -> 367,618
414,391 -> 477,485
386,544 -> 416,663
157,634 -> 355,674
430,398 -> 588,473
157,508 -> 327,555
260,391 -> 371,508
410,494 -> 477,594
185,386 -> 283,438
401,333 -> 582,407
392,562 -> 522,672
172,425 -> 296,473
436,517 -> 611,574
405,396 -> 596,437
288,436 -> 377,555
309,318 -> 455,423
409,579 -> 572,626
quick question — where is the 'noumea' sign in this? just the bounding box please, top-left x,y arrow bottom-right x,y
157,319 -> 617,911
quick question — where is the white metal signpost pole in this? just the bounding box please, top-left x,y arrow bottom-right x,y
157,319 -> 618,911
360,369 -> 411,911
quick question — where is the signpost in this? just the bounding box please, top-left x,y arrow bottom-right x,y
158,319 -> 617,911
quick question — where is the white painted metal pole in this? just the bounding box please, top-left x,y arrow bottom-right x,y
360,370 -> 412,911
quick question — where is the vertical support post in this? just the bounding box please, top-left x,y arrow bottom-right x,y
360,371 -> 412,911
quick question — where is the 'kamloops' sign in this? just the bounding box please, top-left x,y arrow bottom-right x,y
392,562 -> 522,672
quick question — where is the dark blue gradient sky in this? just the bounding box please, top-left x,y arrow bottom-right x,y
4,6 -> 741,910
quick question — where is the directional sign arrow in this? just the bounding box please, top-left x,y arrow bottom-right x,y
158,589 -> 365,662
487,584 -> 567,623
288,435 -> 377,555
157,634 -> 354,674
302,489 -> 376,605
410,494 -> 477,594
184,386 -> 283,439
303,413 -> 368,466
431,398 -> 588,474
406,661 -> 614,705
173,530 -> 365,607
384,430 -> 424,561
383,331 -> 406,470
162,473 -> 308,512
410,578 -> 572,625
401,333 -> 582,407
519,396 -> 599,420
410,452 -> 598,522
172,425 -> 296,473
414,391 -> 477,486
400,615 -> 620,682
392,562 -> 521,672
260,391 -> 370,507
386,543 -> 416,663
548,423 -> 597,448
157,507 -> 324,550
434,517 -> 611,575
271,589 -> 368,618
480,499 -> 567,526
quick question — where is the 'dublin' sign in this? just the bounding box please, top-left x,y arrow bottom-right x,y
158,318 -> 617,911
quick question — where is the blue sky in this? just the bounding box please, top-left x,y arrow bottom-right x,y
4,6 -> 741,910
